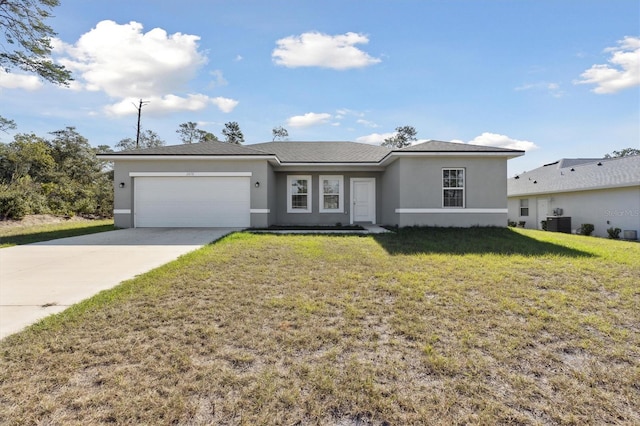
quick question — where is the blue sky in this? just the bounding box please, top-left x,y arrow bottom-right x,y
1,0 -> 638,175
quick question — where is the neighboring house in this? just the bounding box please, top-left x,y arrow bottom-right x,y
507,156 -> 640,239
98,140 -> 523,228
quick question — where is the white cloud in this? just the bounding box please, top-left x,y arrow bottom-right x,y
335,108 -> 368,122
515,82 -> 564,98
54,20 -> 206,98
335,108 -> 364,118
286,112 -> 332,128
272,32 -> 381,70
356,132 -> 396,144
105,95 -> 238,116
52,20 -> 237,114
467,132 -> 538,151
209,70 -> 228,88
211,96 -> 239,113
575,36 -> 640,94
356,119 -> 379,128
0,70 -> 43,90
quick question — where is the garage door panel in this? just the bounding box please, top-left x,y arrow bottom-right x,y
134,176 -> 250,227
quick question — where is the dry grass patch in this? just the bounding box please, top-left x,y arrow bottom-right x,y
0,216 -> 114,247
0,228 -> 638,425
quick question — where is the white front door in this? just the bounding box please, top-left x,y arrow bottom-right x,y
351,178 -> 376,223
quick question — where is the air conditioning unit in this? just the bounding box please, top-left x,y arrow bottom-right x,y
553,208 -> 563,216
623,230 -> 638,240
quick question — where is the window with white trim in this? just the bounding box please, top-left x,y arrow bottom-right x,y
319,175 -> 344,213
442,168 -> 465,208
519,199 -> 529,216
287,175 -> 312,213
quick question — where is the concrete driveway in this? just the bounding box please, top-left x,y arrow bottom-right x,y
0,228 -> 239,339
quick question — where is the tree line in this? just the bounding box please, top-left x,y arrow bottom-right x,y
0,127 -> 113,220
114,122 -> 292,151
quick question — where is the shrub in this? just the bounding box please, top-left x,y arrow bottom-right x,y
607,227 -> 621,239
540,220 -> 547,231
578,223 -> 594,236
0,189 -> 29,220
508,220 -> 517,227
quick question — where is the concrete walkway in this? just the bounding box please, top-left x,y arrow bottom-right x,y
0,228 -> 238,340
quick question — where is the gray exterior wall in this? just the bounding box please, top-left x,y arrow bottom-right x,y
266,163 -> 277,227
390,157 -> 509,227
397,212 -> 506,227
508,186 -> 640,239
380,160 -> 400,225
273,171 -> 383,225
112,159 -> 270,228
111,155 -> 512,229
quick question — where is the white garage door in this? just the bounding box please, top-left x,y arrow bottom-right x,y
134,176 -> 250,227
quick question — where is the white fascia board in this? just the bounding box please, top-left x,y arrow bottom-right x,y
507,182 -> 640,198
396,208 -> 508,214
279,162 -> 383,167
98,155 -> 278,162
379,151 -> 524,166
130,172 -> 252,177
274,163 -> 384,172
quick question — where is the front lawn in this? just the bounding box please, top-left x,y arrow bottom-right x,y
0,228 -> 638,424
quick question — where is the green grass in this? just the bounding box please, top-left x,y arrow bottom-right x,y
0,227 -> 638,425
0,219 -> 115,247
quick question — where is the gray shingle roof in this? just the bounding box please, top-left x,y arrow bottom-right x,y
250,141 -> 390,163
114,141 -> 271,156
398,140 -> 524,153
101,140 -> 521,163
508,155 -> 640,196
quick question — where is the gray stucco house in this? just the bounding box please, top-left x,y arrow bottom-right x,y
98,140 -> 523,228
507,155 -> 640,239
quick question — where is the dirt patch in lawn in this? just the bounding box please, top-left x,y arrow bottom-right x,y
0,215 -> 115,247
0,214 -> 97,229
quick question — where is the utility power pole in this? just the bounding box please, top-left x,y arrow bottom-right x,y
134,99 -> 150,149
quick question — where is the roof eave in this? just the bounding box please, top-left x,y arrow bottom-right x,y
96,154 -> 279,162
98,149 -> 524,165
380,150 -> 524,166
273,162 -> 385,171
508,182 -> 640,197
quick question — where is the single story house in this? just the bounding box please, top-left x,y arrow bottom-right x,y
507,155 -> 640,239
98,140 -> 524,228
